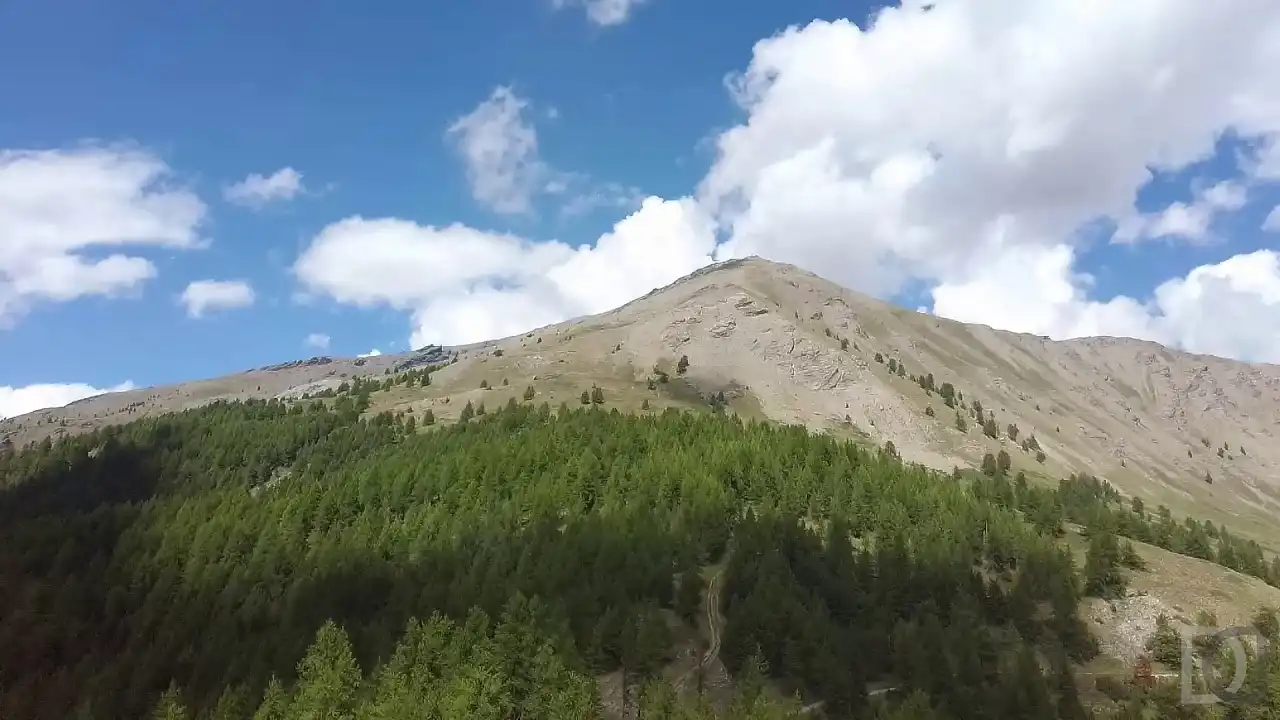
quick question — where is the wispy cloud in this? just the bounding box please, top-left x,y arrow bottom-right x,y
224,167 -> 306,208
180,279 -> 255,318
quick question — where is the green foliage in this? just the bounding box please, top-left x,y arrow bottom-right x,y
1253,606 -> 1279,639
151,683 -> 190,720
982,452 -> 998,476
939,382 -> 956,408
1147,614 -> 1181,666
1083,531 -> 1127,599
460,401 -> 475,422
997,450 -> 1012,474
580,390 -> 591,405
1,394 -> 1274,719
523,385 -> 536,401
677,355 -> 690,374
590,386 -> 604,405
983,417 -> 1000,439
291,621 -> 361,719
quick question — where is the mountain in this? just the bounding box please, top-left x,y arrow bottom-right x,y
6,256 -> 1279,546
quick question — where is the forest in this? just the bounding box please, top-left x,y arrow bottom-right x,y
1,381 -> 1277,719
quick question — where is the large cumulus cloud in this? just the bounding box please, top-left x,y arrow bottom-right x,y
294,1 -> 1280,362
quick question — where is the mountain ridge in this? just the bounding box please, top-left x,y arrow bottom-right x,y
5,256 -> 1278,547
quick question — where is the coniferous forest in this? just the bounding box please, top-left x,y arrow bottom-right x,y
1,389 -> 1278,719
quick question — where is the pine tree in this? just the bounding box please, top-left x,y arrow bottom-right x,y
677,355 -> 690,374
151,683 -> 189,720
591,386 -> 605,404
1055,664 -> 1088,720
423,408 -> 436,425
459,401 -> 475,422
522,385 -> 535,401
676,572 -> 702,623
291,621 -> 361,720
252,677 -> 290,720
982,453 -> 998,477
1083,531 -> 1126,599
207,686 -> 251,720
580,391 -> 591,405
983,417 -> 999,439
1147,615 -> 1181,666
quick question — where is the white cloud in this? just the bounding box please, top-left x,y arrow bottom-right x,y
447,89 -> 630,217
180,280 -> 255,318
447,88 -> 545,214
358,348 -> 383,358
1264,205 -> 1280,231
1114,181 -> 1248,243
305,332 -> 331,350
294,196 -> 715,347
551,0 -> 648,26
559,181 -> 646,218
0,381 -> 135,420
224,167 -> 305,208
933,246 -> 1280,362
698,2 -> 1280,361
0,146 -> 206,326
298,1 -> 1280,364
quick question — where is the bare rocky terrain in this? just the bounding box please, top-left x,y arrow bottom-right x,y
5,256 -> 1279,548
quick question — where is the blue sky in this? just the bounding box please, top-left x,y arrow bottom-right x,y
3,0 -> 1280,418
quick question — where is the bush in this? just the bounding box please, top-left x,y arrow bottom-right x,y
1251,607 -> 1278,639
981,453 -> 997,477
1095,675 -> 1132,702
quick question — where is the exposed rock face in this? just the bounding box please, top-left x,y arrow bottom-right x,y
260,356 -> 334,372
395,345 -> 453,371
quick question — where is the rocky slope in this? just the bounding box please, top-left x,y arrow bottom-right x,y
5,256 -> 1279,546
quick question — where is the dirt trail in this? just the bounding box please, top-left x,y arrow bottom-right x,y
674,564 -> 726,695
